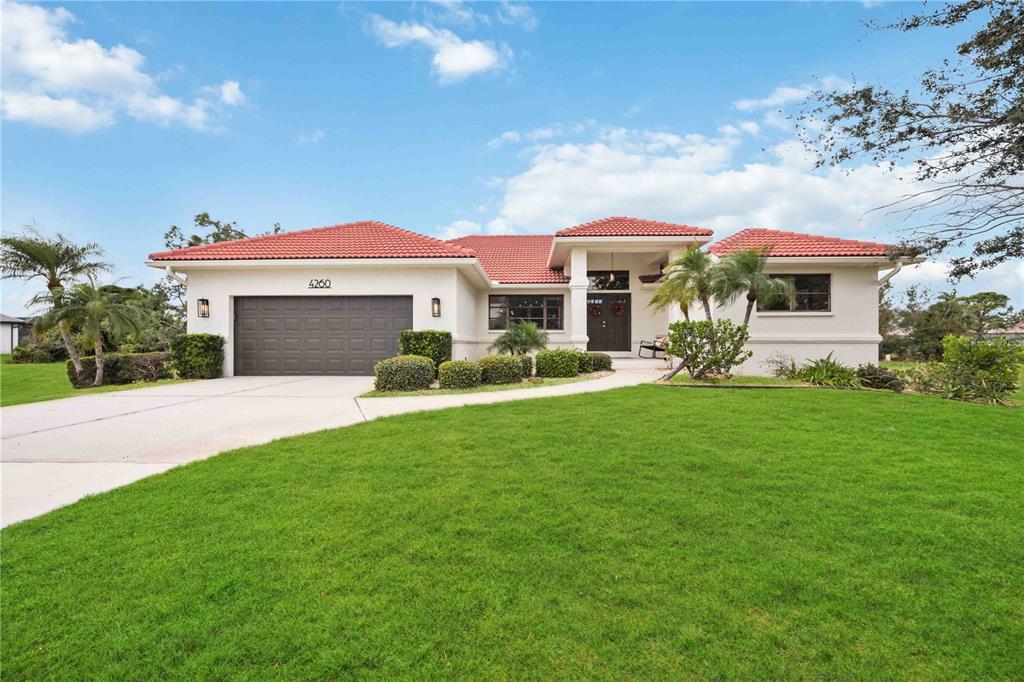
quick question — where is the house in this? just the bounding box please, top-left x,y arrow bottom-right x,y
146,217 -> 911,376
1,314 -> 32,354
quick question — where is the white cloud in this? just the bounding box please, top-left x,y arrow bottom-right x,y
734,76 -> 851,111
487,130 -> 521,148
424,0 -> 490,28
297,128 -> 325,145
217,80 -> 246,106
486,120 -> 596,148
475,125 -> 916,244
367,15 -> 510,84
738,120 -> 760,135
889,259 -> 1024,306
0,2 -> 246,133
439,219 -> 483,239
496,1 -> 539,30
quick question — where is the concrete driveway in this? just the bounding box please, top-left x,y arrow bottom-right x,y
1,376 -> 372,526
1,363 -> 663,527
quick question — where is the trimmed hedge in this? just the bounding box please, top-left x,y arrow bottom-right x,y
399,330 -> 452,370
588,352 -> 612,372
519,354 -> 533,378
374,355 -> 435,391
574,350 -> 594,373
479,355 -> 523,385
536,348 -> 579,378
438,360 -> 482,389
67,352 -> 171,389
170,334 -> 224,379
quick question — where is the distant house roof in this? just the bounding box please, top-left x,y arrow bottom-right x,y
0,314 -> 28,324
556,216 -> 713,238
149,221 -> 476,261
987,321 -> 1024,336
709,228 -> 894,257
446,235 -> 568,284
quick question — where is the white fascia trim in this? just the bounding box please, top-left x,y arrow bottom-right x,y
548,235 -> 711,267
762,256 -> 919,267
489,282 -> 570,289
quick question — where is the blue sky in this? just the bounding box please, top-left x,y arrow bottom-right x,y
2,1 -> 1021,313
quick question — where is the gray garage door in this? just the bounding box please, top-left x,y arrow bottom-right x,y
234,296 -> 413,376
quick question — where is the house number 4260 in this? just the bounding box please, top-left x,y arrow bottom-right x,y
308,278 -> 331,289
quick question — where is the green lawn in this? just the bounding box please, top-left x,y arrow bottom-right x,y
361,371 -> 609,397
2,386 -> 1022,678
0,355 -> 186,407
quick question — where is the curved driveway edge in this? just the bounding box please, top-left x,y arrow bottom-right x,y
2,366 -> 661,527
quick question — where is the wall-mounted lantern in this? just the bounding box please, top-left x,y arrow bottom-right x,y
197,298 -> 210,318
431,297 -> 441,317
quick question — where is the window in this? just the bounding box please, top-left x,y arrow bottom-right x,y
757,274 -> 831,312
489,295 -> 564,330
587,270 -> 629,290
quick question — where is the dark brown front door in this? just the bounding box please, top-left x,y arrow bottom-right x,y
586,293 -> 630,351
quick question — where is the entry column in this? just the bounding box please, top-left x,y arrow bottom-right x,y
569,247 -> 589,350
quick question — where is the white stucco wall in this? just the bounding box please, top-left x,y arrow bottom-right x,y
179,264 -> 463,376
712,262 -> 882,374
1,322 -> 22,354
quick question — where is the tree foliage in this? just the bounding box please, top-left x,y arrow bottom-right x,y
710,249 -> 793,325
488,321 -> 549,355
803,0 -> 1023,278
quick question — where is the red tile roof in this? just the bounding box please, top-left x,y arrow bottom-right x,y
148,221 -> 476,261
709,228 -> 893,257
556,216 -> 713,238
446,235 -> 568,284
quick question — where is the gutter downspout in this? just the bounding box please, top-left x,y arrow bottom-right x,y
164,266 -> 188,286
878,262 -> 902,286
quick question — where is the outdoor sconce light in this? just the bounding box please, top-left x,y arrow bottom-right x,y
197,298 -> 210,318
431,297 -> 441,317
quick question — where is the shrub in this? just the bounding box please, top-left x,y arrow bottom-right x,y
535,348 -> 579,378
588,352 -> 612,372
479,354 -> 523,384
794,354 -> 860,388
67,352 -> 170,389
856,364 -> 905,392
573,349 -> 594,373
519,354 -> 533,378
438,360 -> 481,389
399,330 -> 452,370
761,352 -> 798,380
666,320 -> 752,379
489,321 -> 549,356
898,363 -> 950,395
941,335 -> 1023,404
10,328 -> 68,363
169,334 -> 225,379
374,355 -> 435,391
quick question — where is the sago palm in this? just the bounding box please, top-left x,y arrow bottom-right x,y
0,229 -> 110,376
654,247 -> 716,320
711,249 -> 793,325
33,282 -> 143,386
489,321 -> 549,355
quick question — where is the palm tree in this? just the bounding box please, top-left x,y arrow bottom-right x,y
489,321 -> 549,355
0,229 -> 110,377
653,247 -> 717,320
33,282 -> 142,386
711,249 -> 794,325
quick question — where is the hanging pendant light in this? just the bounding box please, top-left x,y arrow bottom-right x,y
608,253 -> 616,283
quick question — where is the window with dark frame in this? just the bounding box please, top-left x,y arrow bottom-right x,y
587,270 -> 630,290
757,274 -> 831,312
489,295 -> 564,330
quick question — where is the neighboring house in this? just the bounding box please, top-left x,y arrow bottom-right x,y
146,216 -> 911,376
986,321 -> 1024,343
1,314 -> 32,354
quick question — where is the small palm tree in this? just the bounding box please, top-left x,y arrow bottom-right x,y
711,249 -> 794,325
653,247 -> 717,320
489,321 -> 548,355
0,229 -> 110,377
33,282 -> 143,386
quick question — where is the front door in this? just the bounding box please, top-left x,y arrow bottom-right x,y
586,293 -> 631,351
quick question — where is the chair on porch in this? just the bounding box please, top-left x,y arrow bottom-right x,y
638,335 -> 668,360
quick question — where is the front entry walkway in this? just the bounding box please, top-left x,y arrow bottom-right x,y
2,364 -> 662,526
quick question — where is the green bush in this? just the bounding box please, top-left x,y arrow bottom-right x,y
67,352 -> 171,389
572,349 -> 593,373
519,354 -> 534,378
667,320 -> 752,379
438,360 -> 481,389
399,330 -> 452,370
941,335 -> 1023,404
856,364 -> 905,392
374,355 -> 436,391
794,354 -> 860,388
169,334 -> 224,379
897,363 -> 950,395
10,328 -> 68,363
588,352 -> 612,372
479,354 -> 523,384
535,348 -> 579,378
